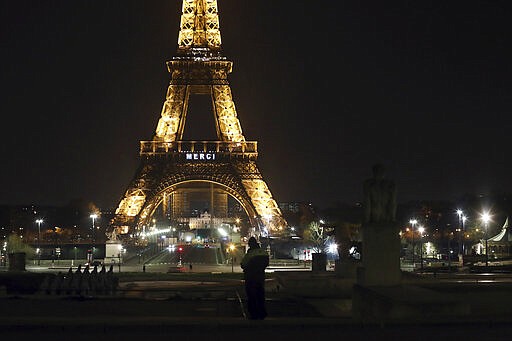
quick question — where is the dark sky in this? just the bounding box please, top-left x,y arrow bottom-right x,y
1,0 -> 511,209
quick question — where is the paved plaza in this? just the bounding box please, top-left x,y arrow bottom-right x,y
3,263 -> 512,340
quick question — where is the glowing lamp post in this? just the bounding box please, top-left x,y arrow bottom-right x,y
409,219 -> 418,267
264,214 -> 272,258
177,245 -> 183,266
234,218 -> 240,243
480,212 -> 491,267
328,242 -> 338,268
152,219 -> 157,245
90,214 -> 98,261
418,226 -> 425,271
90,214 -> 97,243
36,219 -> 43,265
456,209 -> 463,257
462,215 -> 467,255
229,243 -> 236,273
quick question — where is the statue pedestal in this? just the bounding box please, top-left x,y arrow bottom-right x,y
311,253 -> 327,272
105,240 -> 122,265
358,222 -> 401,286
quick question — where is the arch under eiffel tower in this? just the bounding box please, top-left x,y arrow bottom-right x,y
110,0 -> 286,240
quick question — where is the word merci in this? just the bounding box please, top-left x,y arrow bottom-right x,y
185,152 -> 216,161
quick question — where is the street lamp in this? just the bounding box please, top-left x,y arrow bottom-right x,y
161,235 -> 166,251
456,209 -> 463,220
90,214 -> 97,242
418,226 -> 425,271
409,219 -> 417,267
90,214 -> 98,261
263,214 -> 272,258
234,218 -> 240,242
229,243 -> 236,273
152,219 -> 157,246
480,211 -> 492,267
462,215 -> 467,255
35,219 -> 43,265
456,209 -> 463,257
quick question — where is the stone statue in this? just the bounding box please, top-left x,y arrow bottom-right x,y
363,163 -> 396,223
358,163 -> 401,287
107,228 -> 118,242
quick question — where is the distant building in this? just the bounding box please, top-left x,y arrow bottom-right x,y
186,211 -> 230,230
485,217 -> 512,258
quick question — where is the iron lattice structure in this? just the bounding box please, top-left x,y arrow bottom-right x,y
111,0 -> 286,237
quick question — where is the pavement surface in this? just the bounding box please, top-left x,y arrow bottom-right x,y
3,264 -> 512,339
2,302 -> 512,340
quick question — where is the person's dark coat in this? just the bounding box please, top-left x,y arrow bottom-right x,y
241,237 -> 269,320
241,246 -> 269,282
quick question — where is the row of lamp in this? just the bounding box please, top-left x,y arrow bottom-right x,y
408,209 -> 493,269
33,213 -> 99,265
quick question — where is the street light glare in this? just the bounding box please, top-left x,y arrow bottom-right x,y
480,211 -> 492,224
35,219 -> 43,265
328,243 -> 337,254
456,209 -> 463,216
480,210 -> 492,267
90,214 -> 98,219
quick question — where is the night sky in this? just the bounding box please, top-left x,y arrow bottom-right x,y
1,1 -> 511,210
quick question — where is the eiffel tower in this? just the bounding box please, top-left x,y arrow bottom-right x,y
110,0 -> 286,240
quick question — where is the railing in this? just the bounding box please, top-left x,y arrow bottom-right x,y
140,140 -> 258,158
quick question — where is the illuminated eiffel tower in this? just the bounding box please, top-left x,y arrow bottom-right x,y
111,0 -> 286,239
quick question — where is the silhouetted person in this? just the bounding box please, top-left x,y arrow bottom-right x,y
81,266 -> 91,295
63,268 -> 74,295
89,265 -> 98,294
52,272 -> 63,295
71,264 -> 83,295
39,274 -> 53,295
105,263 -> 118,295
241,236 -> 269,320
